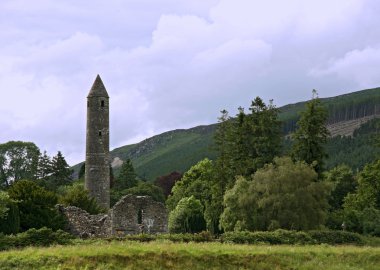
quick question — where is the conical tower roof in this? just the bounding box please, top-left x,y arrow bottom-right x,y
87,74 -> 109,98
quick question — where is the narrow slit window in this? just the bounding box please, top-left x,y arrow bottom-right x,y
137,209 -> 143,224
87,101 -> 89,107
101,100 -> 105,107
98,131 -> 102,137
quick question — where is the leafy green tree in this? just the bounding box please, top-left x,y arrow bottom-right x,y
167,159 -> 213,210
344,160 -> 380,211
342,160 -> 380,235
325,165 -> 357,210
115,159 -> 137,190
49,151 -> 72,189
167,159 -> 215,231
221,157 -> 329,231
0,191 -> 9,218
291,90 -> 329,176
168,196 -> 206,233
0,141 -> 40,188
8,180 -> 65,231
0,191 -> 20,234
59,183 -> 102,214
219,176 -> 252,232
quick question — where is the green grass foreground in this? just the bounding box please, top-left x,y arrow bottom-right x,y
0,241 -> 380,270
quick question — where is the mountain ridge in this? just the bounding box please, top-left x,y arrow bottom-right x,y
73,86 -> 380,180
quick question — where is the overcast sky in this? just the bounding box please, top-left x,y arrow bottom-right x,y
2,0 -> 380,165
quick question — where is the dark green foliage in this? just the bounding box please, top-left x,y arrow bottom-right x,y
221,230 -> 315,245
59,183 -> 102,214
0,191 -> 20,234
49,151 -> 73,189
36,151 -> 52,181
115,159 -> 138,189
168,196 -> 206,233
8,180 -> 65,231
221,157 -> 329,232
0,141 -> 40,188
292,90 -> 329,175
344,160 -> 380,211
325,165 -> 357,210
221,230 -> 364,245
308,230 -> 364,245
0,199 -> 20,235
225,98 -> 281,178
0,227 -> 74,251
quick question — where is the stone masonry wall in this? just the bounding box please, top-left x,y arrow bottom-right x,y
58,195 -> 168,238
110,195 -> 168,235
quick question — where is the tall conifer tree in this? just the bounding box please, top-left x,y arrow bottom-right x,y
291,90 -> 329,176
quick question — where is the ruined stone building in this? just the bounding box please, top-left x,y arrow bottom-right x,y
59,75 -> 168,237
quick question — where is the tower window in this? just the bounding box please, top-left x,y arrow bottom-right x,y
101,100 -> 105,107
87,101 -> 89,107
98,131 -> 102,137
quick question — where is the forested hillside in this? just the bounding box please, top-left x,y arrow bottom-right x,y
73,87 -> 380,181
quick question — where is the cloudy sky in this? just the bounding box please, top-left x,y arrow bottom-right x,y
1,0 -> 380,165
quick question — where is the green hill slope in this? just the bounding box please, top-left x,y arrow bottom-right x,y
73,87 -> 380,181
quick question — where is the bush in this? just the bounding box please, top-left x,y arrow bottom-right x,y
169,196 -> 206,233
308,230 -> 364,245
221,230 -> 365,245
59,183 -> 103,214
0,193 -> 20,234
8,180 -> 66,231
0,227 -> 74,251
221,230 -> 315,245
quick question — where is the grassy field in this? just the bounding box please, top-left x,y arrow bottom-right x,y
0,241 -> 379,270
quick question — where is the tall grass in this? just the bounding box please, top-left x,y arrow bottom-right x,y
0,241 -> 379,269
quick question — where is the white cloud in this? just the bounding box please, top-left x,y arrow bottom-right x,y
310,46 -> 380,88
2,0 -> 380,165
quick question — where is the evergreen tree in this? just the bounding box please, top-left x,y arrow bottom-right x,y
115,159 -> 137,190
292,90 -> 329,175
50,151 -> 72,189
36,151 -> 53,181
8,180 -> 65,231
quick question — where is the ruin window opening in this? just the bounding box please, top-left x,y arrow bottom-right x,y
101,100 -> 105,107
137,209 -> 143,224
87,101 -> 89,107
98,131 -> 102,137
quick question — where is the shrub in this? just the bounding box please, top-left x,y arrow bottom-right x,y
308,230 -> 364,245
169,196 -> 206,233
8,180 -> 66,231
59,183 -> 103,214
220,230 -> 314,245
0,227 -> 74,251
0,192 -> 20,234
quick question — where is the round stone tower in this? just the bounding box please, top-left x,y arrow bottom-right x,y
85,75 -> 110,209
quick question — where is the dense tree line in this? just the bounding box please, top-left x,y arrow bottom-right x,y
167,91 -> 380,236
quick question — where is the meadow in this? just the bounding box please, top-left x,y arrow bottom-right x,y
0,240 -> 379,270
